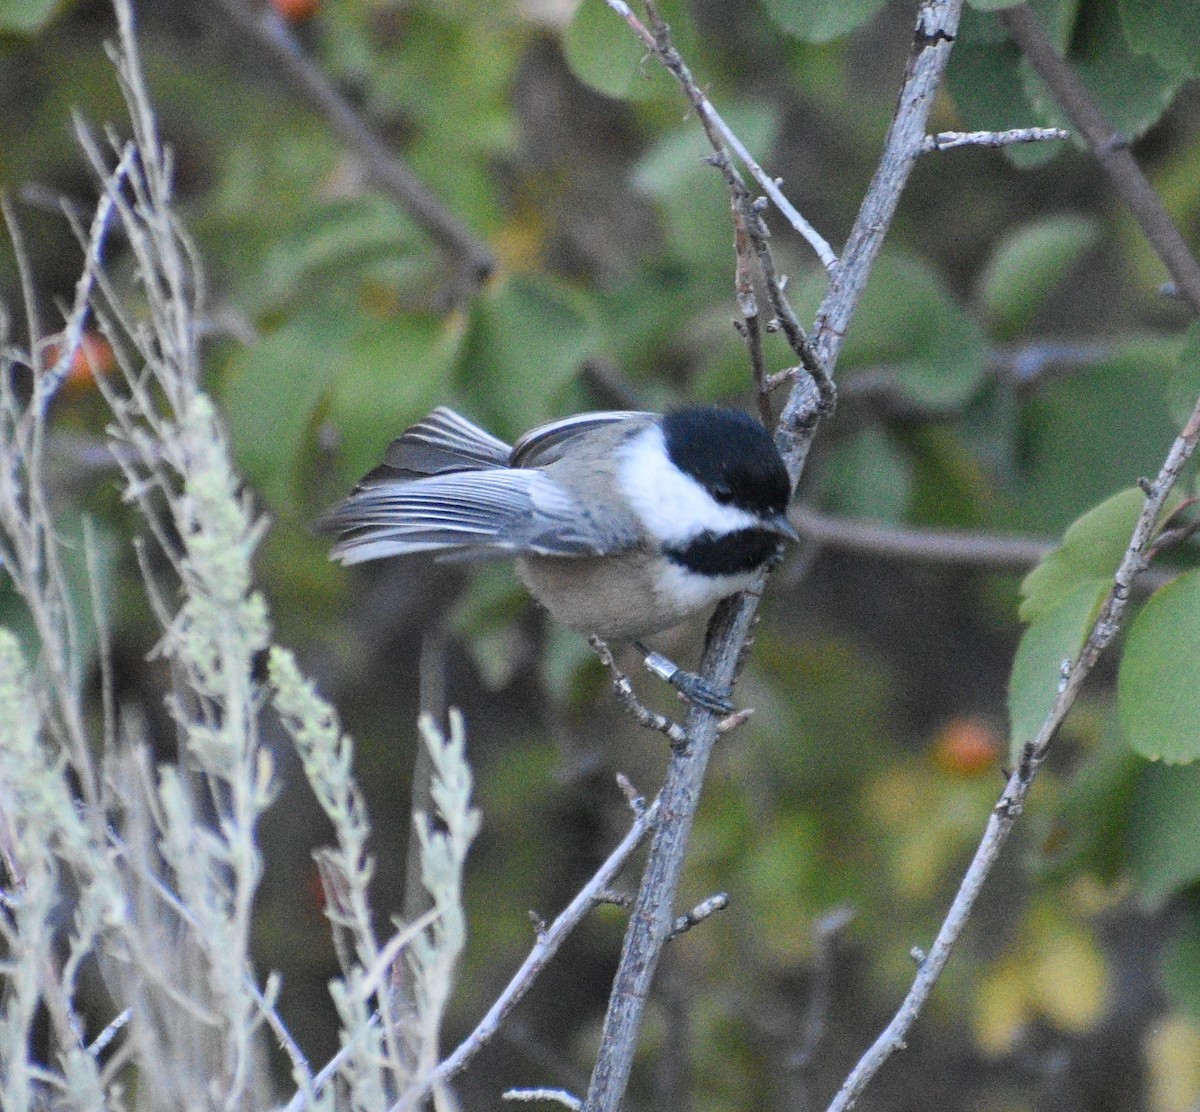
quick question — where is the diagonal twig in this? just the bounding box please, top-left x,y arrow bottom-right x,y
382,793 -> 660,1112
999,3 -> 1200,314
601,0 -> 837,271
206,0 -> 495,290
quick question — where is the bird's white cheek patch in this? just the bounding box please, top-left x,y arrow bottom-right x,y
617,426 -> 758,545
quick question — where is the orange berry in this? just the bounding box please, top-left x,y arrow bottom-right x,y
270,0 -> 319,22
49,331 -> 117,395
932,716 -> 1000,777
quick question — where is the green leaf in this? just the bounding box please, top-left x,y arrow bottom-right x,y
1119,570 -> 1200,763
464,275 -> 603,437
1119,0 -> 1200,76
1008,578 -> 1108,760
562,0 -> 696,101
562,0 -> 647,100
1128,761 -> 1200,908
1016,337 -> 1180,532
0,0 -> 64,34
1019,487 -> 1143,624
759,0 -> 887,43
820,427 -> 913,522
978,214 -> 1102,339
223,313 -> 339,512
632,103 -> 781,275
794,252 -> 988,408
1169,320 -> 1200,428
328,311 -> 466,485
1163,898 -> 1200,1017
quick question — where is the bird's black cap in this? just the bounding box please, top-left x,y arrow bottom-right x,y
661,407 -> 791,517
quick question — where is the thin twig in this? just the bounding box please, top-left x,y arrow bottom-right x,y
32,145 -> 133,416
206,0 -> 494,289
667,892 -> 728,940
600,0 -> 837,271
503,1088 -> 583,1110
707,151 -> 834,413
783,0 -> 965,480
732,202 -> 772,425
86,1007 -> 131,1058
1000,4 -> 1200,314
588,637 -> 688,746
716,706 -> 755,735
383,795 -> 661,1112
920,126 -> 1069,153
736,189 -> 835,413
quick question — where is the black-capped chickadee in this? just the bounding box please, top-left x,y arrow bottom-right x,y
318,406 -> 798,711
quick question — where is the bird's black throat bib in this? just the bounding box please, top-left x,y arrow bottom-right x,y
664,527 -> 783,577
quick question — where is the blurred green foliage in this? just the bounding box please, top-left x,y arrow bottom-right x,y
4,0 -> 1200,1107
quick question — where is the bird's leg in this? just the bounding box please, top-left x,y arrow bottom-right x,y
633,641 -> 735,715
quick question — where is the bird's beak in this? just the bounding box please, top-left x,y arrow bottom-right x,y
768,513 -> 801,544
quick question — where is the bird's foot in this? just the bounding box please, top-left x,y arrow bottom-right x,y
635,643 -> 735,715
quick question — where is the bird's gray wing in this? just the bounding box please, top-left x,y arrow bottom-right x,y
319,469 -> 637,565
359,407 -> 513,485
510,411 -> 654,469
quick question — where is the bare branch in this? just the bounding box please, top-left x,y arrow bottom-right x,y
1000,3 -> 1200,314
667,892 -> 728,940
819,31 -> 1200,1096
600,0 -> 837,271
206,0 -> 494,290
921,126 -> 1069,153
588,636 -> 688,746
581,580 -> 766,1112
790,506 -> 1191,590
384,795 -> 661,1112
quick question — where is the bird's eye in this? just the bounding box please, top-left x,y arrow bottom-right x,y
712,481 -> 734,504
